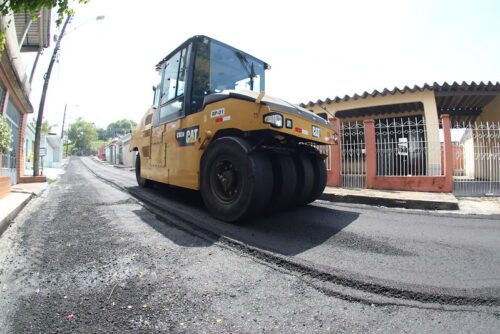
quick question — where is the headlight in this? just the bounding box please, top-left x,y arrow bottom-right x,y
263,113 -> 283,128
333,133 -> 338,143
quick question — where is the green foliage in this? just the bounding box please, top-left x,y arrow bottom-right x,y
91,139 -> 107,151
30,119 -> 56,133
105,119 -> 137,138
96,127 -> 107,140
0,116 -> 13,153
0,0 -> 90,26
68,117 -> 97,156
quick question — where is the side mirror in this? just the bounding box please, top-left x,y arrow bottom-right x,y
317,112 -> 328,121
152,86 -> 156,92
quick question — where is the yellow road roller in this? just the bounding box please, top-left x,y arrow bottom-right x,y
130,35 -> 338,222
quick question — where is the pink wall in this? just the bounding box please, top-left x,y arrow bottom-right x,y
325,114 -> 454,193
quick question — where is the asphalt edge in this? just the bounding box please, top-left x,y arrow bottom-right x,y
320,193 -> 460,211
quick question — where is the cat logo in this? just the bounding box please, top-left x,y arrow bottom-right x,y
175,126 -> 199,146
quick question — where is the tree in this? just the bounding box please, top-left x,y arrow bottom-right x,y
0,0 -> 89,26
30,119 -> 56,133
0,116 -> 12,154
68,117 -> 97,156
96,127 -> 107,141
106,119 -> 137,138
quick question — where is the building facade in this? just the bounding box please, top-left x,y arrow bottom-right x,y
0,9 -> 51,194
103,134 -> 136,167
302,81 -> 500,196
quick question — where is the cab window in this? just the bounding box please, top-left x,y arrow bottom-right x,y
157,44 -> 191,124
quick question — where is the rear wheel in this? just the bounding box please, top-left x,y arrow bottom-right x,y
267,153 -> 297,212
292,152 -> 315,206
200,137 -> 273,222
307,154 -> 327,204
135,153 -> 150,188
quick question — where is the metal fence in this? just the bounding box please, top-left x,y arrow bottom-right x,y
307,143 -> 331,171
375,117 -> 443,176
1,151 -> 17,185
452,121 -> 500,196
340,121 -> 366,188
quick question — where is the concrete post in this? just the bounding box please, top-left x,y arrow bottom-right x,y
441,114 -> 453,192
363,119 -> 376,189
327,118 -> 342,187
422,92 -> 442,176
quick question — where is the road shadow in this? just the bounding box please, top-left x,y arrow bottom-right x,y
131,206 -> 214,248
236,205 -> 360,256
129,184 -> 362,255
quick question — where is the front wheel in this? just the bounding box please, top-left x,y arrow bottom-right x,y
135,153 -> 150,188
200,137 -> 273,222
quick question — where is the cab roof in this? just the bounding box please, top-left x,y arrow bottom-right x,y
155,35 -> 270,70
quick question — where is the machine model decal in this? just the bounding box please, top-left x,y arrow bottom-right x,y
175,126 -> 200,146
210,108 -> 225,118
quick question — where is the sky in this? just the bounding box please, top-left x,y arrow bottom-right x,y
21,0 -> 500,132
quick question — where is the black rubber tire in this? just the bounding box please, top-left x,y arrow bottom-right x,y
200,137 -> 273,222
306,155 -> 327,204
267,153 -> 297,212
292,152 -> 315,207
135,153 -> 150,188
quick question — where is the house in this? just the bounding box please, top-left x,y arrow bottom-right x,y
302,81 -> 500,196
97,145 -> 105,160
103,134 -> 135,167
40,133 -> 62,168
120,133 -> 136,167
104,138 -> 120,165
0,9 -> 51,194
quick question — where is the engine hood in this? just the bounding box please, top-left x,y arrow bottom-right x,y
202,90 -> 333,130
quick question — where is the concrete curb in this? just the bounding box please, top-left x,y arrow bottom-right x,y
320,193 -> 460,211
0,193 -> 33,237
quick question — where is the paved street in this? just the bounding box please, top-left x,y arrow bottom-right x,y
0,158 -> 499,333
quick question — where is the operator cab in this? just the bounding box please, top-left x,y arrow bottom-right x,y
152,35 -> 269,127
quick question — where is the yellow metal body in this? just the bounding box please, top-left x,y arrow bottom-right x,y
131,98 -> 337,190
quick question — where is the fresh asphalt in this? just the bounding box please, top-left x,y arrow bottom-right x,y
81,157 -> 500,298
0,157 -> 498,333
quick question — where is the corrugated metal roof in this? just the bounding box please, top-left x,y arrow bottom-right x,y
300,81 -> 500,108
14,9 -> 51,52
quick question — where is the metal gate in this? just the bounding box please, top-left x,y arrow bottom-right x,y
340,121 -> 366,188
452,121 -> 500,196
1,151 -> 17,185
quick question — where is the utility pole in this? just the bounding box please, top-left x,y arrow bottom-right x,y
61,104 -> 67,139
33,15 -> 72,176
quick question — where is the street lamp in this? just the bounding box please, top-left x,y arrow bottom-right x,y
32,14 -> 104,176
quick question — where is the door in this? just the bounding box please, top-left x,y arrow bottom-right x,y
150,44 -> 192,178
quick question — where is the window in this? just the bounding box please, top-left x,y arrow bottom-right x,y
190,39 -> 265,114
158,44 -> 191,124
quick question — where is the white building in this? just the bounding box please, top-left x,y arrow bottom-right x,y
40,133 -> 62,168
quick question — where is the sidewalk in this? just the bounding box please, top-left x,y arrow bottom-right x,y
321,187 -> 460,211
0,182 -> 47,236
0,163 -> 66,236
321,187 -> 500,215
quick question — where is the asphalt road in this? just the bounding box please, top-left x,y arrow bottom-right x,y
80,157 -> 500,298
0,158 -> 498,333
